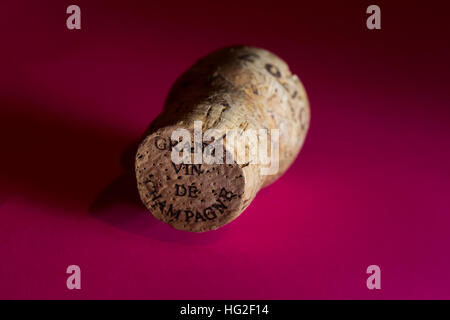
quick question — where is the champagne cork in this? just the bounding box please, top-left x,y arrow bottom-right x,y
135,46 -> 310,232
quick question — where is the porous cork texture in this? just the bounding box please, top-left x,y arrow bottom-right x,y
136,46 -> 310,232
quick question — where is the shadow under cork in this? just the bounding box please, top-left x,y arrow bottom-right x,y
89,141 -> 228,245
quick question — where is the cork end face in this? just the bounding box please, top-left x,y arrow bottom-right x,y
135,127 -> 246,232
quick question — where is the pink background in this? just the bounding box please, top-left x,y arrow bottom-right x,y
1,1 -> 449,299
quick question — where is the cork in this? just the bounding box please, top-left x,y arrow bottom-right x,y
135,46 -> 310,232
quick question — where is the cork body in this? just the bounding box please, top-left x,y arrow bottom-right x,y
135,46 -> 310,232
